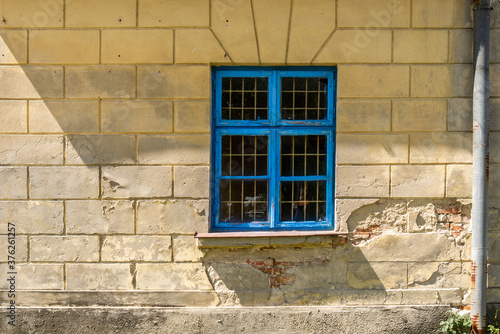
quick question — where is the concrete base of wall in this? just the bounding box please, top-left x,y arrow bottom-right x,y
1,305 -> 450,333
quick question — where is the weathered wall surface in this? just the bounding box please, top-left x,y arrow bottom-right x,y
0,0 -> 499,313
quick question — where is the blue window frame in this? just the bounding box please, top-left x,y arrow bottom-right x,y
212,67 -> 336,231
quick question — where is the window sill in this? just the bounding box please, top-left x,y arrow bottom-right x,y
195,230 -> 347,248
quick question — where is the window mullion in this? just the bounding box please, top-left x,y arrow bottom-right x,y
269,70 -> 279,229
271,70 -> 279,126
268,129 -> 277,229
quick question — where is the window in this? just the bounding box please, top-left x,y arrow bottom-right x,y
212,67 -> 336,231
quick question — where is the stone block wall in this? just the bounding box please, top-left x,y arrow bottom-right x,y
0,0 -> 498,308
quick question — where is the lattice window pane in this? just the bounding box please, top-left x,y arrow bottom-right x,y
279,181 -> 327,222
281,77 -> 328,121
220,180 -> 269,222
280,135 -> 327,177
221,135 -> 268,176
222,77 -> 268,120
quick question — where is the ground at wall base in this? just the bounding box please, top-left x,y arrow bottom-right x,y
0,305 -> 449,334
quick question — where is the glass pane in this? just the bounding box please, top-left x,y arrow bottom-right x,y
256,155 -> 268,175
280,77 -> 328,121
221,135 -> 268,176
221,77 -> 268,120
295,77 -> 307,90
220,180 -> 268,222
281,92 -> 294,109
244,77 -> 255,90
231,91 -> 242,107
243,92 -> 255,108
256,92 -> 267,108
279,181 -> 327,222
281,77 -> 294,91
231,77 -> 242,90
222,108 -> 230,119
257,77 -> 267,91
243,109 -> 254,120
294,109 -> 305,120
295,92 -> 305,108
281,135 -> 327,176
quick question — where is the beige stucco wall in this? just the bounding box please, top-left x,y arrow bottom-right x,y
0,0 -> 499,308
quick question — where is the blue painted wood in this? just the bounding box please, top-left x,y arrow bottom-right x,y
212,66 -> 336,231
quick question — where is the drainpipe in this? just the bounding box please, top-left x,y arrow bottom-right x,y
471,0 -> 492,332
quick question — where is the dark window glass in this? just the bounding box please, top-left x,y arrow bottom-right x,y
220,180 -> 268,222
281,135 -> 327,176
281,77 -> 328,121
221,77 -> 268,120
280,181 -> 327,222
221,135 -> 268,177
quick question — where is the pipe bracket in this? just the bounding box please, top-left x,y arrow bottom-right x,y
473,5 -> 493,10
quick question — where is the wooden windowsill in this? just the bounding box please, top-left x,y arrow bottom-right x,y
195,230 -> 347,247
195,230 -> 346,238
